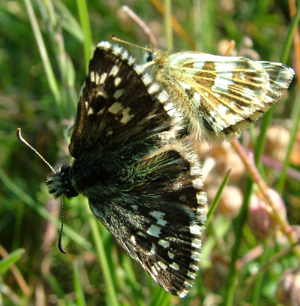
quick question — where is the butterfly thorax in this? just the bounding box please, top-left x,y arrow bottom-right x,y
152,51 -> 169,69
47,161 -> 115,199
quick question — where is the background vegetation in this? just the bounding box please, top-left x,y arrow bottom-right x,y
0,0 -> 299,305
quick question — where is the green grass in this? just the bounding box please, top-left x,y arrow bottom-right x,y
0,0 -> 299,305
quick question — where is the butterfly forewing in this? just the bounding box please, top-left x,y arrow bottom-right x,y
151,51 -> 294,141
70,42 -> 180,159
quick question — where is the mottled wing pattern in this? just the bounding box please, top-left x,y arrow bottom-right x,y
153,52 -> 294,141
67,42 -> 206,297
88,141 -> 207,298
69,42 -> 182,159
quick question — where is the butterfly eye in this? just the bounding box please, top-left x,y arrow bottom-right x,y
145,51 -> 155,63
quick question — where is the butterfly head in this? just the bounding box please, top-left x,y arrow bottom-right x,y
46,164 -> 78,199
143,50 -> 156,63
142,49 -> 169,75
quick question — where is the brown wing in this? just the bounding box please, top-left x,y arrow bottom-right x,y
69,42 -> 181,159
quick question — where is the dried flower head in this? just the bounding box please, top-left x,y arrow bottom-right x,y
265,126 -> 290,162
248,189 -> 287,239
276,267 -> 300,306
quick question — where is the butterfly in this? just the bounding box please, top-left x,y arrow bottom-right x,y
143,49 -> 294,141
45,41 -> 207,298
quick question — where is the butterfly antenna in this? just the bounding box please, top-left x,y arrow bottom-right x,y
58,196 -> 66,254
110,35 -> 153,53
16,128 -> 56,174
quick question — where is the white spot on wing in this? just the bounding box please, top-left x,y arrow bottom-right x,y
178,81 -> 191,89
147,225 -> 161,237
149,211 -> 167,226
168,251 -> 174,259
191,238 -> 202,248
90,71 -> 95,82
107,102 -> 134,124
97,109 -> 105,116
151,266 -> 158,276
157,90 -> 169,103
189,263 -> 199,272
128,56 -> 135,66
191,250 -> 201,261
109,65 -> 119,77
218,104 -> 228,115
108,102 -> 122,114
149,211 -> 164,220
190,224 -> 201,235
137,231 -> 146,238
154,263 -> 161,272
150,244 -> 156,254
96,91 -> 108,99
187,270 -> 196,279
166,107 -> 177,117
164,103 -> 174,111
131,205 -> 138,212
134,64 -> 144,75
158,239 -> 170,248
99,73 -> 107,84
114,77 -> 121,87
90,71 -> 100,84
193,62 -> 205,69
130,235 -> 136,245
196,192 -> 207,204
113,89 -> 124,99
148,82 -> 160,94
142,73 -> 152,86
121,50 -> 129,60
97,41 -> 111,50
214,61 -> 236,71
157,219 -> 167,226
212,73 -> 234,92
112,45 -> 122,55
192,178 -> 203,189
184,280 -> 193,288
120,107 -> 134,124
178,289 -> 189,298
170,262 -> 179,271
157,261 -> 168,270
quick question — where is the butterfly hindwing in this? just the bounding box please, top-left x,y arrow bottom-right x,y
88,141 -> 206,297
151,51 -> 294,141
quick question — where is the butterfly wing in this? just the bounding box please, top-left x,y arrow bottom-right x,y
154,52 -> 294,141
69,42 -> 182,160
88,141 -> 206,298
